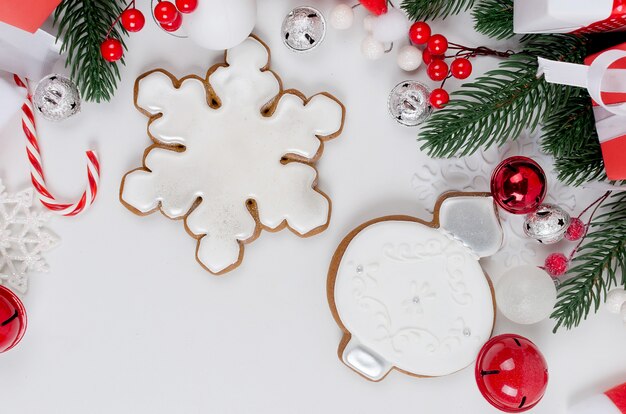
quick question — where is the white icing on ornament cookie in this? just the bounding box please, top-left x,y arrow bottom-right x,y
328,193 -> 502,381
120,37 -> 345,274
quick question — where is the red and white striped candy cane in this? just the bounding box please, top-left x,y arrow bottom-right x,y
13,75 -> 100,217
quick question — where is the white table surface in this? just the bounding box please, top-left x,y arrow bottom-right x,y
1,1 -> 625,413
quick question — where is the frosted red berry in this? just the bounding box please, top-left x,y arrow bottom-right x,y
427,34 -> 448,55
427,58 -> 448,81
451,57 -> 472,79
409,21 -> 431,45
100,38 -> 123,62
430,88 -> 449,109
154,1 -> 178,24
565,217 -> 586,241
176,0 -> 198,13
160,11 -> 183,31
544,253 -> 568,277
121,8 -> 145,32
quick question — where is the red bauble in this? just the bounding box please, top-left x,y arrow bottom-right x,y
427,34 -> 448,55
359,0 -> 388,15
427,58 -> 449,81
475,334 -> 548,413
565,217 -> 586,241
100,38 -> 124,62
121,8 -> 145,32
544,253 -> 569,277
430,88 -> 449,109
176,0 -> 198,13
409,21 -> 431,45
451,57 -> 472,79
160,11 -> 183,31
490,156 -> 547,214
154,1 -> 178,23
0,285 -> 27,353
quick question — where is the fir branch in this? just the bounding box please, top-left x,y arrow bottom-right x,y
418,35 -> 588,157
552,191 -> 626,331
472,0 -> 514,40
54,0 -> 128,102
401,0 -> 475,21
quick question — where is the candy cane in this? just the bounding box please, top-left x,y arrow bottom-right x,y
13,75 -> 100,217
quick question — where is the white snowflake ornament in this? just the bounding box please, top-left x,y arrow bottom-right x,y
0,179 -> 59,293
120,37 -> 345,274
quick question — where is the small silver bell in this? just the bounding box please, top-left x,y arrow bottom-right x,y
523,203 -> 571,244
33,74 -> 81,122
281,6 -> 326,52
388,81 -> 432,127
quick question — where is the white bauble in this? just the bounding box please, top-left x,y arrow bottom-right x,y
361,35 -> 384,60
185,0 -> 257,50
329,4 -> 354,30
496,265 -> 557,325
371,8 -> 409,42
363,15 -> 375,33
606,288 -> 626,314
397,45 -> 422,71
621,302 -> 626,325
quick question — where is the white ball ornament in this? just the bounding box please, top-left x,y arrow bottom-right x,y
371,8 -> 410,42
605,288 -> 626,314
361,35 -> 384,60
397,45 -> 422,71
495,265 -> 557,325
621,302 -> 626,325
185,0 -> 257,51
329,4 -> 354,30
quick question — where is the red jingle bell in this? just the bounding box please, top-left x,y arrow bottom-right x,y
0,285 -> 27,353
491,156 -> 547,214
475,334 -> 548,412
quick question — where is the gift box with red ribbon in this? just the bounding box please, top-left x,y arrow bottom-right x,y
514,0 -> 626,34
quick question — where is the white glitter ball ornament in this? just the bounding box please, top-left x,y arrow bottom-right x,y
282,6 -> 326,52
606,289 -> 626,314
496,265 -> 557,325
397,45 -> 422,71
186,0 -> 256,50
361,35 -> 384,60
33,74 -> 81,121
329,4 -> 354,30
371,8 -> 410,42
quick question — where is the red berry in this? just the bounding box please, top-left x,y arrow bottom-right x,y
160,11 -> 183,31
429,88 -> 449,109
154,1 -> 178,23
121,8 -> 145,32
176,0 -> 197,13
359,0 -> 388,15
422,49 -> 432,65
427,58 -> 448,81
451,57 -> 472,79
565,217 -> 586,241
544,253 -> 568,277
408,21 -> 431,45
427,34 -> 448,55
100,38 -> 123,62
0,285 -> 27,353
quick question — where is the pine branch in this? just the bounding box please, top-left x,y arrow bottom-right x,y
401,0 -> 475,21
418,34 -> 589,157
53,0 -> 128,102
472,0 -> 514,40
552,192 -> 626,331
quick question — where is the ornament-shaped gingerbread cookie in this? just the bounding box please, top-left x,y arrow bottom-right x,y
120,36 -> 345,274
327,192 -> 503,381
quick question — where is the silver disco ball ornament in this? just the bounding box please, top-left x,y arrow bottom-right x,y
33,74 -> 81,122
388,81 -> 432,127
523,203 -> 571,244
281,6 -> 326,52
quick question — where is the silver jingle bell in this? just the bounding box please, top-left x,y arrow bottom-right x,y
388,81 -> 432,127
282,6 -> 326,52
33,74 -> 81,122
523,203 -> 571,244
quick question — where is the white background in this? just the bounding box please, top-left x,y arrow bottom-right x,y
1,1 -> 625,413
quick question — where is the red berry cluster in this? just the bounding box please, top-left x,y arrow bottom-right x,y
101,0 -> 198,63
408,21 -> 473,109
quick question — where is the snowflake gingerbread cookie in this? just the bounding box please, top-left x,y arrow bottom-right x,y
327,192 -> 503,381
120,37 -> 345,274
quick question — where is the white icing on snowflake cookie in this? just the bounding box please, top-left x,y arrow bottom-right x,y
328,193 -> 503,381
120,36 -> 345,274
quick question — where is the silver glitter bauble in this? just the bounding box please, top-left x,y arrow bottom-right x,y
281,6 -> 326,52
523,203 -> 571,244
388,81 -> 432,127
33,74 -> 81,122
